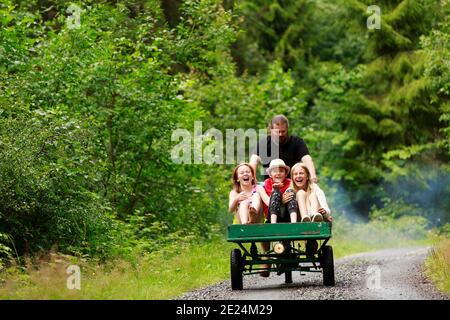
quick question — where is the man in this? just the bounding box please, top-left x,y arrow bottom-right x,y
250,115 -> 323,269
250,114 -> 318,183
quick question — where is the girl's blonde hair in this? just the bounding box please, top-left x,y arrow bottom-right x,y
290,162 -> 312,196
231,163 -> 256,193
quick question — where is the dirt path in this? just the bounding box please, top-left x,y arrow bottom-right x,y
178,246 -> 448,300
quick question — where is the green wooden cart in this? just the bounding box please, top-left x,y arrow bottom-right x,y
227,222 -> 335,290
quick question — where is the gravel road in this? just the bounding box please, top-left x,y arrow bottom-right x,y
177,246 -> 448,300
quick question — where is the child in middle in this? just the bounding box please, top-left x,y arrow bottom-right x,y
261,159 -> 299,223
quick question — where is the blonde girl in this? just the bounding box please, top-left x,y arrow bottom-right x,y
290,162 -> 323,222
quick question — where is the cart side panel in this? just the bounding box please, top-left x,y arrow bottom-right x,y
227,222 -> 332,242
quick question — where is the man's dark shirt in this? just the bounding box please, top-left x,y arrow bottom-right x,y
253,135 -> 310,180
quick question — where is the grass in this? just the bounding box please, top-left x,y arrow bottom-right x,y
424,240 -> 450,295
330,215 -> 437,258
0,241 -> 236,300
0,216 -> 445,299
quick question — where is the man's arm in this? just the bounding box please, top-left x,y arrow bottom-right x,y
301,154 -> 318,183
249,154 -> 260,177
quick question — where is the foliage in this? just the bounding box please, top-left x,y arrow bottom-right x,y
0,0 -> 448,267
303,0 -> 450,218
421,14 -> 450,154
0,217 -> 440,299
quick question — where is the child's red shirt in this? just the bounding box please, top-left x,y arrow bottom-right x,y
262,177 -> 291,217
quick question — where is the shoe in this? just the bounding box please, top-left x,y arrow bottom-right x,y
322,213 -> 332,222
301,216 -> 311,222
259,264 -> 271,277
311,213 -> 323,222
260,270 -> 270,277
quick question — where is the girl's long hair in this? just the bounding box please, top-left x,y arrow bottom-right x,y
232,163 -> 256,193
290,162 -> 312,196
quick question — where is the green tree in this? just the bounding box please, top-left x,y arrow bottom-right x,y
312,0 -> 450,220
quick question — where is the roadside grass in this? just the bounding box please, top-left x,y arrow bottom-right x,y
0,240 -> 235,300
0,216 -> 445,299
330,215 -> 437,258
424,239 -> 450,295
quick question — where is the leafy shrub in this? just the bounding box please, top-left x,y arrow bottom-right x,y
0,112 -> 123,260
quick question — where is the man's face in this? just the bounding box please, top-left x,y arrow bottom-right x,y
271,123 -> 288,145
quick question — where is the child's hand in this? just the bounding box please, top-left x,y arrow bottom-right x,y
272,182 -> 284,189
237,192 -> 251,202
318,208 -> 333,222
282,192 -> 294,204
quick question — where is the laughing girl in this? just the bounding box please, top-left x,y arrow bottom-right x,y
290,162 -> 332,222
229,163 -> 263,224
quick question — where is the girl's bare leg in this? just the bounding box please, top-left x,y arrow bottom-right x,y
290,211 -> 298,223
308,192 -> 320,215
296,190 -> 309,220
308,193 -> 323,222
248,193 -> 263,223
249,193 -> 262,223
251,193 -> 261,213
270,213 -> 277,224
238,200 -> 250,224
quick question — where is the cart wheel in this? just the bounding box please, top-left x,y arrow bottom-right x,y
321,245 -> 335,286
285,270 -> 292,284
231,249 -> 243,290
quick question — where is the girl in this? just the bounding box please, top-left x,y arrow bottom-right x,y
229,163 -> 262,224
290,162 -> 331,222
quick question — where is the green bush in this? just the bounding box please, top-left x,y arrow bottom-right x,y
0,113 -> 122,260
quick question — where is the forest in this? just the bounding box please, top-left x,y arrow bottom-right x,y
0,0 -> 449,276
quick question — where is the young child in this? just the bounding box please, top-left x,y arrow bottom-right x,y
290,162 -> 332,222
228,163 -> 262,224
261,159 -> 299,224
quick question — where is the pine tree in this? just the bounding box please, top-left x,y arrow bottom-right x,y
314,0 -> 450,217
